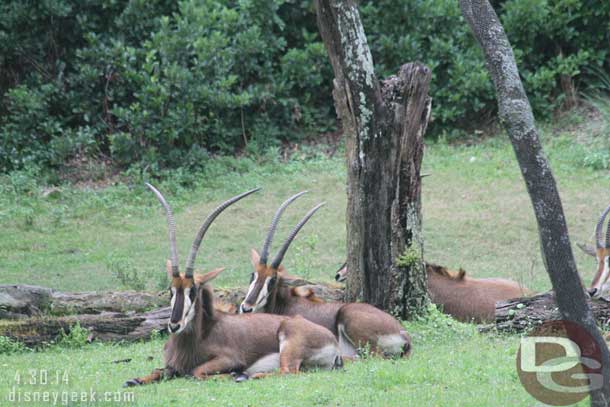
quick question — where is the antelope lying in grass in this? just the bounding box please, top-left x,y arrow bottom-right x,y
239,192 -> 411,358
335,262 -> 531,323
577,203 -> 610,299
124,185 -> 341,386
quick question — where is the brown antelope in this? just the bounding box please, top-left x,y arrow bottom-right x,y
124,185 -> 341,386
335,262 -> 531,323
239,192 -> 412,358
577,203 -> 610,299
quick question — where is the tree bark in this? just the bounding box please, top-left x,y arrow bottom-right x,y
1,308 -> 171,346
0,284 -> 167,319
315,0 -> 431,317
493,292 -> 610,334
459,1 -> 610,404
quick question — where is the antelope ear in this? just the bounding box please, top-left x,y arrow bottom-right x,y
195,267 -> 225,285
276,264 -> 286,275
577,243 -> 597,258
250,249 -> 260,267
166,259 -> 173,278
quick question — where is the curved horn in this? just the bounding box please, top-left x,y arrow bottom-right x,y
606,215 -> 610,248
259,191 -> 308,265
146,183 -> 179,277
595,203 -> 610,248
270,203 -> 325,269
184,187 -> 261,276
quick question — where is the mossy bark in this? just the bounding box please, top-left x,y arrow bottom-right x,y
315,0 -> 430,318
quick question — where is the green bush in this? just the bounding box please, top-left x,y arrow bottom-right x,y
57,322 -> 90,349
1,0 -> 609,173
0,336 -> 27,354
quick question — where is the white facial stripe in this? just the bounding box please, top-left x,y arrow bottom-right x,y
170,287 -> 177,309
170,287 -> 197,335
243,276 -> 271,311
253,277 -> 271,311
246,278 -> 258,299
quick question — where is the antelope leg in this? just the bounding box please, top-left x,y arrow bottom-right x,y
191,357 -> 237,380
123,367 -> 170,387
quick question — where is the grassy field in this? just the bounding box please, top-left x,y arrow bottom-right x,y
1,115 -> 608,293
1,110 -> 609,406
2,311 -> 590,407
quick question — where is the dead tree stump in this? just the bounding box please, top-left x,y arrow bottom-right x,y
315,0 -> 431,317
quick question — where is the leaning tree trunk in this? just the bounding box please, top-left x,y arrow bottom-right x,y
315,0 -> 431,317
459,1 -> 610,404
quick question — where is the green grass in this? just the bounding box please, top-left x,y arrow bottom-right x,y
2,310 -> 588,407
1,125 -> 608,293
1,112 -> 609,406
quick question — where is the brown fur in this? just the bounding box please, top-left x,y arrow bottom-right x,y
335,262 -> 531,324
291,287 -> 325,303
591,247 -> 610,290
126,270 -> 340,386
427,263 -> 466,280
426,263 -> 531,323
278,315 -> 342,373
242,249 -> 412,358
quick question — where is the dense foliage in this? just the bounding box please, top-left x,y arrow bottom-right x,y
1,0 -> 609,174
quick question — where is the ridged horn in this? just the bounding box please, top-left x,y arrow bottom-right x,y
270,203 -> 325,269
595,203 -> 610,248
606,213 -> 610,248
184,187 -> 260,277
259,191 -> 308,265
146,183 -> 179,277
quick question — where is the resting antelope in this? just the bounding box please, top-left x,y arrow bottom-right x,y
577,203 -> 610,299
239,192 -> 411,358
335,262 -> 531,323
124,185 -> 341,386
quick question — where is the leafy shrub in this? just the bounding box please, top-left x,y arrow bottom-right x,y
57,322 -> 89,348
1,0 -> 609,173
0,336 -> 27,354
360,0 -> 495,137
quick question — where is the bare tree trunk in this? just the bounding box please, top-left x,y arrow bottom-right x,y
459,1 -> 610,404
314,0 -> 430,317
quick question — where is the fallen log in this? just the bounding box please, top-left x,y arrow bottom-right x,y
0,284 -> 167,319
0,283 -> 343,346
0,308 -> 170,346
494,291 -> 610,333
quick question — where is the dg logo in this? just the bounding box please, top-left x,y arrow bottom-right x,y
516,320 -> 604,405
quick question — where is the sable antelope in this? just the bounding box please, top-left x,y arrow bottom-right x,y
239,192 -> 411,358
577,203 -> 610,299
335,262 -> 531,323
124,185 -> 341,386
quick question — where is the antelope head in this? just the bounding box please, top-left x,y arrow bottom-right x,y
578,203 -> 610,299
240,192 -> 325,313
146,183 -> 259,334
335,262 -> 347,282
